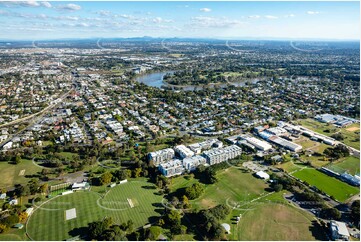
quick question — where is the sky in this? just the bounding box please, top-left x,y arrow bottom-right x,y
0,1 -> 360,40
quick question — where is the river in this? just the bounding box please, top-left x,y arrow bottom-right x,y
135,70 -> 261,91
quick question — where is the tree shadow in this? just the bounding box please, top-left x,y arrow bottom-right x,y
309,220 -> 328,240
152,203 -> 164,208
148,216 -> 160,224
68,226 -> 89,240
141,185 -> 156,190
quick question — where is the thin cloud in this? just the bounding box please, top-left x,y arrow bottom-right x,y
40,2 -> 52,8
284,14 -> 295,18
191,16 -> 245,28
307,11 -> 319,15
264,15 -> 278,19
200,8 -> 212,12
56,3 -> 81,11
0,1 -> 51,8
248,15 -> 260,19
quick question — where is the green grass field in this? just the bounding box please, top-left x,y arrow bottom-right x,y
293,168 -> 359,202
169,167 -> 268,209
194,168 -> 268,209
0,227 -> 29,241
0,159 -> 42,189
26,179 -> 163,241
230,202 -> 321,241
326,156 -> 360,175
297,119 -> 360,150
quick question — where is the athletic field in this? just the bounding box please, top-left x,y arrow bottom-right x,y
26,180 -> 163,241
293,168 -> 359,202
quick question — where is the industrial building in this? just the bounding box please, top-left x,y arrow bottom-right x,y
148,148 -> 175,166
242,135 -> 272,151
268,136 -> 302,152
202,145 -> 242,165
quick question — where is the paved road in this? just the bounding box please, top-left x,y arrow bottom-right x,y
0,89 -> 73,148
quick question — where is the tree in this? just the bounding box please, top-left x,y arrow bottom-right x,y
88,221 -> 106,239
15,154 -> 21,164
272,184 -> 283,192
112,169 -> 128,181
100,172 -> 113,185
0,224 -> 8,234
132,168 -> 142,178
185,182 -> 204,200
18,212 -> 28,222
39,183 -> 48,194
351,200 -> 360,224
181,195 -> 191,209
320,208 -> 341,220
1,214 -> 19,227
165,210 -> 181,228
209,204 -> 231,220
145,226 -> 161,240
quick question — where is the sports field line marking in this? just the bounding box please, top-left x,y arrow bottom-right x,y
127,198 -> 134,208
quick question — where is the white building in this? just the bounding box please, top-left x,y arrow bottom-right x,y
148,148 -> 175,166
255,171 -> 270,180
25,207 -> 34,216
188,139 -> 219,154
183,155 -> 207,171
202,145 -> 242,165
159,159 -> 185,177
268,136 -> 302,152
175,145 -> 194,159
72,182 -> 90,191
329,221 -> 350,241
244,136 -> 272,151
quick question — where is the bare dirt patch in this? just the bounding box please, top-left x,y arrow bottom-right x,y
346,127 -> 360,132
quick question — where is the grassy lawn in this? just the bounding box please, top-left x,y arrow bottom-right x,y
194,168 -> 268,209
171,168 -> 323,241
297,119 -> 360,150
26,179 -> 163,241
169,167 -> 268,210
326,156 -> 360,175
230,201 -> 321,241
0,227 -> 29,241
58,152 -> 77,160
293,168 -> 359,202
276,161 -> 307,173
0,159 -> 42,189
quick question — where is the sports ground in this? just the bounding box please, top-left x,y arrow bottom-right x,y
26,179 -> 163,241
292,168 -> 359,202
170,167 -> 321,240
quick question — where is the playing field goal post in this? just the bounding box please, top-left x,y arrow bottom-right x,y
50,182 -> 72,192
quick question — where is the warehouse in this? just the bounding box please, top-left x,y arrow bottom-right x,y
268,136 -> 302,152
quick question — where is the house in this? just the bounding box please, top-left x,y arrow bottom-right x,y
221,223 -> 231,234
271,155 -> 283,163
9,199 -> 18,205
329,220 -> 350,241
71,182 -> 90,191
255,171 -> 270,180
13,223 -> 24,229
25,207 -> 34,216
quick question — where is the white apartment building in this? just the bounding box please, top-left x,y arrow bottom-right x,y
159,159 -> 185,177
175,145 -> 194,158
183,155 -> 207,171
202,145 -> 242,165
148,148 -> 175,166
